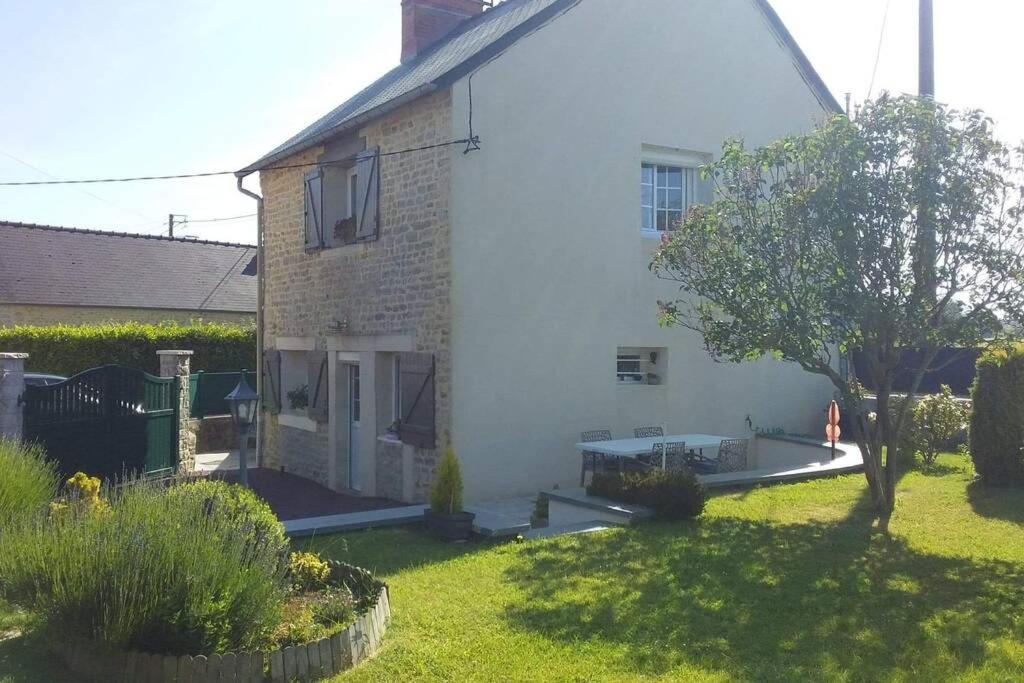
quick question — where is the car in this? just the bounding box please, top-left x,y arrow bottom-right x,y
23,373 -> 67,387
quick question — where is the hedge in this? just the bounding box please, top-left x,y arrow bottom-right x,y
0,322 -> 256,376
970,344 -> 1024,486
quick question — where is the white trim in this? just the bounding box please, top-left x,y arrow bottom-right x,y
336,351 -> 360,363
276,336 -> 316,352
640,143 -> 709,168
278,413 -> 318,432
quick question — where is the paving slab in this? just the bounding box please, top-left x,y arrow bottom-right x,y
284,505 -> 428,537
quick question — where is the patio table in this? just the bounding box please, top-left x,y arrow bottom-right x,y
574,433 -> 735,459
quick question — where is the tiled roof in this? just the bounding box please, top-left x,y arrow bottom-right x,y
238,0 -> 840,175
0,222 -> 257,314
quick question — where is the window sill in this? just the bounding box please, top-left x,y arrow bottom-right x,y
641,230 -> 670,241
278,413 -> 318,432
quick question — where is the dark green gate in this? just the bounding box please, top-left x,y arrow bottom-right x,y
23,365 -> 179,479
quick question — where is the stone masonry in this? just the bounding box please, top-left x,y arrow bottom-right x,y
259,89 -> 453,492
0,353 -> 28,440
157,350 -> 197,473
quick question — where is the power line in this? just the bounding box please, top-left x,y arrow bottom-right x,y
867,0 -> 893,100
0,138 -> 480,187
186,213 -> 256,224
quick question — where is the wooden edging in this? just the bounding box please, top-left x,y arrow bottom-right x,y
52,564 -> 391,682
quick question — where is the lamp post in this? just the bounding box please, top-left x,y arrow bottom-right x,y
225,371 -> 258,487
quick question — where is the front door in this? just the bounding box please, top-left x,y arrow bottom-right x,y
347,364 -> 361,491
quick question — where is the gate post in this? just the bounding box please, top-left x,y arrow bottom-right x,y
0,353 -> 28,440
157,350 -> 196,473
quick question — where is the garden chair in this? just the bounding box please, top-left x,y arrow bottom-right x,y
716,438 -> 749,473
580,429 -> 613,486
633,425 -> 664,439
638,442 -> 689,473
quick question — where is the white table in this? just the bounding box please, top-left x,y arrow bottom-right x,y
574,433 -> 735,458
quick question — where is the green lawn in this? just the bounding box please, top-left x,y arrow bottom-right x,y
1,453 -> 1021,681
298,453 -> 1024,682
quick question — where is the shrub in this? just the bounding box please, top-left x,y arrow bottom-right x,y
970,344 -> 1024,486
49,471 -> 111,519
430,448 -> 464,515
903,386 -> 970,466
0,439 -> 58,529
166,479 -> 286,552
311,587 -> 355,628
0,476 -> 289,655
588,469 -> 707,520
287,552 -> 331,593
0,321 -> 255,376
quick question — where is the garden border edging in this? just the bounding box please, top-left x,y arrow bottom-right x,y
50,561 -> 390,682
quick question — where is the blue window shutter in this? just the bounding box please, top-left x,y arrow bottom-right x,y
304,169 -> 324,249
355,147 -> 380,241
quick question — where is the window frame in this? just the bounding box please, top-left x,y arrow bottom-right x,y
616,354 -> 644,384
640,147 -> 709,237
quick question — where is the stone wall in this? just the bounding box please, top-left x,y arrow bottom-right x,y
0,304 -> 253,328
259,89 -> 453,493
374,439 -> 442,504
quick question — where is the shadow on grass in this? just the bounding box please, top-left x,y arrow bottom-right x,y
966,480 -> 1024,525
0,631 -> 73,682
297,524 -> 504,578
503,514 -> 1024,679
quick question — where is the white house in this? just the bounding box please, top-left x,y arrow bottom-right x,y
239,0 -> 840,503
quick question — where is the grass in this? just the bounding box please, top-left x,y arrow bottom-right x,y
295,453 -> 1024,682
1,453 -> 1021,681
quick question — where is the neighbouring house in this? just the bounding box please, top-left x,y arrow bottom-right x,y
239,0 -> 841,503
0,221 -> 257,327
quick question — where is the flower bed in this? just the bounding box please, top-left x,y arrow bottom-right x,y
50,561 -> 390,682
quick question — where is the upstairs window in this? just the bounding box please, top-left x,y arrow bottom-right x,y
304,146 -> 380,250
642,163 -> 696,233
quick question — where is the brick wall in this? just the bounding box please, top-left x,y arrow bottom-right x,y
259,89 -> 453,491
0,304 -> 253,327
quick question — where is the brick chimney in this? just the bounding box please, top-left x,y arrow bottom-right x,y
402,0 -> 485,63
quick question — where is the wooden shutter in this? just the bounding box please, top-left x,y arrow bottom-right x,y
397,353 -> 435,449
355,146 -> 380,241
304,169 -> 324,249
307,350 -> 329,423
263,350 -> 281,414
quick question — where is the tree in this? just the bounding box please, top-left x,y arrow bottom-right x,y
652,94 -> 1024,532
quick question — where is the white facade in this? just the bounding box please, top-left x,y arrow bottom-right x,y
447,0 -> 838,500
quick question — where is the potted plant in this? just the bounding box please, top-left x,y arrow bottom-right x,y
424,448 -> 475,542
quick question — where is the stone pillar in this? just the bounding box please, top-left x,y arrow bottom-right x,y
157,350 -> 196,473
0,353 -> 28,441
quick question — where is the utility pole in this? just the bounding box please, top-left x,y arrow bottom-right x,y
167,214 -> 187,238
919,0 -> 935,98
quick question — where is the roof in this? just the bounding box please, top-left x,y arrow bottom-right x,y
0,222 -> 257,314
239,0 -> 840,176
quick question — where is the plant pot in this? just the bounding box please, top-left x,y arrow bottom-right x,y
424,509 -> 476,542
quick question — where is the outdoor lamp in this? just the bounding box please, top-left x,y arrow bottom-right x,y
225,371 -> 258,486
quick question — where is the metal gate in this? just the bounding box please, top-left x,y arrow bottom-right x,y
22,365 -> 179,479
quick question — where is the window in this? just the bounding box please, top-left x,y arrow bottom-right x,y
304,146 -> 380,250
642,163 -> 696,232
616,347 -> 667,386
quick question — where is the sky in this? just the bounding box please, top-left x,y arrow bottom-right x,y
0,0 -> 1021,246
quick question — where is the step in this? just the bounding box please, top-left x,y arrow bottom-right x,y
541,488 -> 654,527
466,507 -> 532,538
522,521 -> 613,540
283,505 -> 428,537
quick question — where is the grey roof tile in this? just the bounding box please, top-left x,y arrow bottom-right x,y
0,222 -> 257,314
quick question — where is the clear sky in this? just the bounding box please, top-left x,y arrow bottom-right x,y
0,0 -> 1020,245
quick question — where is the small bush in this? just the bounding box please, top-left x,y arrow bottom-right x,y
0,476 -> 289,655
0,439 -> 58,529
971,344 -> 1024,486
49,472 -> 111,519
588,469 -> 706,520
311,587 -> 355,629
287,552 -> 331,593
903,386 -> 970,466
166,479 -> 286,552
0,321 -> 255,376
430,448 -> 464,515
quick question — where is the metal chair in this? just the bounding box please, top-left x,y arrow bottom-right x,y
639,441 -> 689,473
580,429 -> 612,486
633,425 -> 664,439
716,438 -> 749,473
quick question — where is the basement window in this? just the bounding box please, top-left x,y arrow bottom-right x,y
617,347 -> 667,386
